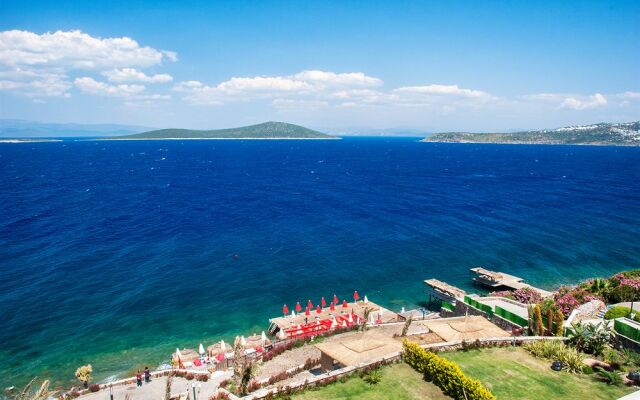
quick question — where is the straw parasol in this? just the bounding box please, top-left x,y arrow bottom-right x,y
207,340 -> 228,356
175,348 -> 198,362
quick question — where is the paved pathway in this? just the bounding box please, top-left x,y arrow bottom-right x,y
80,371 -> 232,400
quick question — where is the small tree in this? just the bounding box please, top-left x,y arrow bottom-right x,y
401,315 -> 413,337
232,336 -> 243,390
534,305 -> 544,336
75,364 -> 92,388
362,307 -> 371,332
554,309 -> 565,336
546,308 -> 553,335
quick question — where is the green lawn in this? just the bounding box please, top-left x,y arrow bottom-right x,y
292,363 -> 449,400
443,347 -> 634,400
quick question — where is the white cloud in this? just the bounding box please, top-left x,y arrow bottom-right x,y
394,84 -> 493,99
292,70 -> 382,87
75,77 -> 145,97
174,70 -> 383,105
0,30 -> 176,98
102,68 -> 173,83
560,93 -> 607,110
0,30 -> 176,69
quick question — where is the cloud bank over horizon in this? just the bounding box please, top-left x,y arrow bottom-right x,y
0,29 -> 638,131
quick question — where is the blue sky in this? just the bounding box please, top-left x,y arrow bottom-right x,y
0,0 -> 638,132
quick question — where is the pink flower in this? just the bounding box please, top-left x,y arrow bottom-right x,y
556,294 -> 580,315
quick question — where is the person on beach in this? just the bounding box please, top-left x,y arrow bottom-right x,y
136,370 -> 142,387
144,367 -> 150,383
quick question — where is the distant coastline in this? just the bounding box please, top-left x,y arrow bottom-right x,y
422,121 -> 640,146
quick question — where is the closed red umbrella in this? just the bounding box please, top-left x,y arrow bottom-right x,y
333,294 -> 339,304
330,302 -> 335,311
305,307 -> 310,316
342,300 -> 348,308
307,299 -> 313,309
321,297 -> 327,307
295,302 -> 302,312
283,304 -> 289,315
353,291 -> 360,301
316,305 -> 322,314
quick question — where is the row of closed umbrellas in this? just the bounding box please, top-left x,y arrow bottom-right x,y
282,291 -> 365,316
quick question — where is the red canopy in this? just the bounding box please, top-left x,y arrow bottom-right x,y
353,290 -> 360,301
283,304 -> 289,315
316,305 -> 322,314
321,297 -> 327,307
333,294 -> 339,304
215,353 -> 225,362
295,302 -> 302,312
305,307 -> 310,316
330,302 -> 335,311
307,299 -> 313,309
342,300 -> 348,308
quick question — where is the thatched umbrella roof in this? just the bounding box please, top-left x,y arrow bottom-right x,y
314,331 -> 402,366
174,348 -> 199,362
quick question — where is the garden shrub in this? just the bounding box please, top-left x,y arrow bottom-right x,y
522,340 -> 585,373
605,306 -> 632,320
403,341 -> 495,400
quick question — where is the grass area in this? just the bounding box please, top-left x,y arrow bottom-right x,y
443,347 -> 634,400
292,363 -> 449,400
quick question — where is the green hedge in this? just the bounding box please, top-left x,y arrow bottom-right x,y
441,301 -> 455,312
494,305 -> 528,327
614,319 -> 640,342
403,340 -> 496,400
464,296 -> 494,317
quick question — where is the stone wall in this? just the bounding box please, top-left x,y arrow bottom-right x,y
612,333 -> 640,353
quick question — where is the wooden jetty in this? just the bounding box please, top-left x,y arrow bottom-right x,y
470,267 -> 552,297
424,278 -> 467,303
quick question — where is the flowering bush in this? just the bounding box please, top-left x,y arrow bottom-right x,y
620,278 -> 640,290
556,294 -> 580,315
512,288 -> 543,304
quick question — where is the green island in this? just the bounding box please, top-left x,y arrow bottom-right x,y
112,121 -> 337,140
423,121 -> 640,145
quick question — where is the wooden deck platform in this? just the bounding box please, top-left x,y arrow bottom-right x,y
424,278 -> 467,302
268,299 -> 399,335
470,267 -> 552,297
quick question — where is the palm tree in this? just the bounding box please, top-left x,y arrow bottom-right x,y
10,378 -> 56,400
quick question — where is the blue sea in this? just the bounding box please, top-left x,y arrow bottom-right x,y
1,137 -> 639,388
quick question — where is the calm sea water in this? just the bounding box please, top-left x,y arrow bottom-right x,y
1,137 -> 639,387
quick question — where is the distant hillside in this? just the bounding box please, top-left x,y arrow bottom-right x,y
119,121 -> 336,139
0,119 -> 153,137
423,121 -> 640,146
